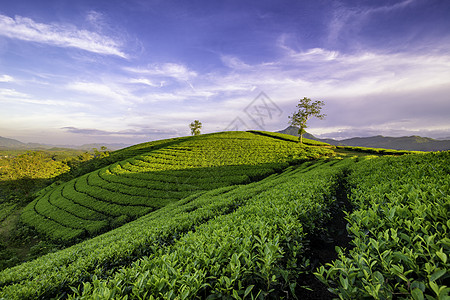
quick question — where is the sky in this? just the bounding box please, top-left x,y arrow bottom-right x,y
0,0 -> 449,145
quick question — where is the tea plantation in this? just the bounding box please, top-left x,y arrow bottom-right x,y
21,131 -> 332,242
0,131 -> 448,299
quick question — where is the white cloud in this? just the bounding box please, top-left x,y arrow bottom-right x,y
62,46 -> 450,140
0,88 -> 88,107
128,78 -> 162,87
85,10 -> 106,30
221,55 -> 251,69
221,46 -> 450,100
0,14 -> 127,58
4,43 -> 449,144
0,75 -> 14,82
66,81 -> 138,104
0,88 -> 29,98
277,45 -> 339,62
3,97 -> 88,107
327,0 -> 417,45
124,63 -> 197,81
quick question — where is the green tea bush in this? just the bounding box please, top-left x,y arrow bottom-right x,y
0,159 -> 347,299
315,152 -> 449,299
21,132 -> 333,242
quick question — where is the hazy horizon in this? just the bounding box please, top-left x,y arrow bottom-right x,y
2,128 -> 450,148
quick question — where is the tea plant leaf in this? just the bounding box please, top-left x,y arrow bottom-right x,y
429,269 -> 446,282
411,288 -> 424,300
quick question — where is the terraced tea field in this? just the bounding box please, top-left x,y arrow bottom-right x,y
0,131 -> 447,299
21,131 -> 332,241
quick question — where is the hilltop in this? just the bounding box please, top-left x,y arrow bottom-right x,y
278,126 -> 450,151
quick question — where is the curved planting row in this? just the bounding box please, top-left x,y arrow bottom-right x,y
0,158 -> 348,299
316,151 -> 450,299
21,131 -> 333,242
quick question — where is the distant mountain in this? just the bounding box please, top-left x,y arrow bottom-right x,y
0,136 -> 26,148
0,136 -> 129,151
276,126 -> 317,140
277,126 -> 450,151
332,135 -> 450,151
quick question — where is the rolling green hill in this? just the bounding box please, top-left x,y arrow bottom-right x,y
0,131 -> 448,299
21,131 -> 333,242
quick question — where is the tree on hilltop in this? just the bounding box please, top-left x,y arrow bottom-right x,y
288,97 -> 325,144
190,120 -> 202,136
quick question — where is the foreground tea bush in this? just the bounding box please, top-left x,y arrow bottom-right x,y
316,151 -> 450,299
68,159 -> 353,299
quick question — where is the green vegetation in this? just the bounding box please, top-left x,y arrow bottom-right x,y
336,145 -> 422,155
189,120 -> 202,136
248,130 -> 330,146
0,151 -> 70,201
315,151 -> 449,299
0,147 -> 110,270
288,97 -> 326,144
0,130 -> 448,299
0,157 -> 348,299
21,131 -> 333,242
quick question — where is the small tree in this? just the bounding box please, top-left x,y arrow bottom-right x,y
288,97 -> 325,144
189,120 -> 202,136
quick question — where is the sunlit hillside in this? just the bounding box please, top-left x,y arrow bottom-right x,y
0,131 -> 448,299
21,131 -> 333,242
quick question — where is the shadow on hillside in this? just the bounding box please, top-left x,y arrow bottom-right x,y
19,161 -> 302,247
0,177 -> 52,204
0,176 -> 64,271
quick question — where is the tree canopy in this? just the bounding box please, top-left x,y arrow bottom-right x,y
288,97 -> 325,144
189,120 -> 202,136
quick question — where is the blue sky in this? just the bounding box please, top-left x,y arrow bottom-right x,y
0,0 -> 449,145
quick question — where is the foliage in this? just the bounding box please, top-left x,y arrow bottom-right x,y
288,97 -> 325,144
189,120 -> 202,136
0,158 -> 351,299
2,132 -> 445,299
0,242 -> 19,271
20,131 -> 333,242
0,149 -> 111,271
336,145 -> 422,155
0,151 -> 70,202
315,151 -> 450,299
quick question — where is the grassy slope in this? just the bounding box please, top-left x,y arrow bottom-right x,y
21,131 -> 333,242
2,132 -> 446,299
248,130 -> 331,146
0,157 -> 351,299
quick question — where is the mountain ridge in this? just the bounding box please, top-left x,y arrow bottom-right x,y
278,126 -> 450,151
0,136 -> 129,151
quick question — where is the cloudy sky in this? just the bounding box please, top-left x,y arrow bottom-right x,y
0,0 -> 449,145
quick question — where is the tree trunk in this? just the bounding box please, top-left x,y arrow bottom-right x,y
298,125 -> 305,144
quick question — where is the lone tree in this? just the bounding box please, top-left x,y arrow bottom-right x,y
189,120 -> 202,136
288,97 -> 325,144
